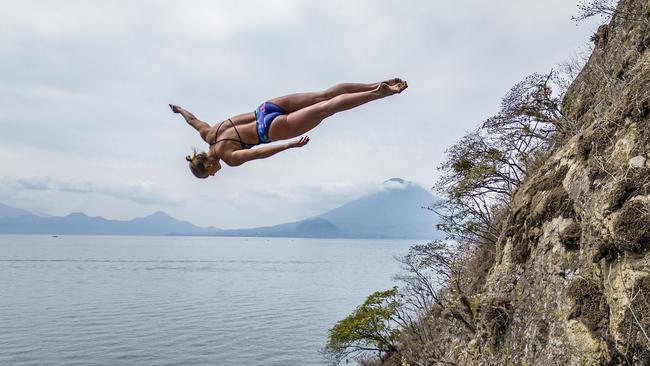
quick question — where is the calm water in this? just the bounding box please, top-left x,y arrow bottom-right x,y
0,235 -> 418,365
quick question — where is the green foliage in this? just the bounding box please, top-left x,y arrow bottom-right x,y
325,288 -> 400,364
452,158 -> 474,173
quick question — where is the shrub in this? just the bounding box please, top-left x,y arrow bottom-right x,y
325,288 -> 401,365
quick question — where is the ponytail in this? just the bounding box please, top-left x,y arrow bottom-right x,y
186,149 -> 198,162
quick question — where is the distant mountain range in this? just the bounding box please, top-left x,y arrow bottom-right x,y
0,178 -> 441,239
0,202 -> 47,218
211,178 -> 441,239
0,210 -> 217,236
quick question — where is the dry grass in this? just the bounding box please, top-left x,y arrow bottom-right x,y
608,167 -> 649,211
478,296 -> 513,350
617,276 -> 650,364
613,199 -> 650,253
559,220 -> 583,250
567,277 -> 609,332
525,165 -> 570,195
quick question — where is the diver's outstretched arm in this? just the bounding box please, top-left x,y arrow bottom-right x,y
169,104 -> 211,140
221,136 -> 310,166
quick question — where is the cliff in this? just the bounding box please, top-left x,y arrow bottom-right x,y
461,0 -> 650,364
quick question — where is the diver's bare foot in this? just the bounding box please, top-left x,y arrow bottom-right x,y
169,104 -> 182,113
383,78 -> 404,86
377,82 -> 397,97
377,81 -> 408,97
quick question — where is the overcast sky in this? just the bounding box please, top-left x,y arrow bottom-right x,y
0,1 -> 600,228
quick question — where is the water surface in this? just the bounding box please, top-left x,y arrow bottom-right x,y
0,235 -> 418,365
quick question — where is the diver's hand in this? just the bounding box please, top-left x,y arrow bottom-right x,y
288,136 -> 310,148
169,104 -> 182,113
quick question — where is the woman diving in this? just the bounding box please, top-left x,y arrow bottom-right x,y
170,78 -> 408,179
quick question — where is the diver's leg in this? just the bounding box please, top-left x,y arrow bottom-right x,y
268,82 -> 407,140
268,79 -> 403,113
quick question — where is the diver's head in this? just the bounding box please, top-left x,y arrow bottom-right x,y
186,150 -> 221,179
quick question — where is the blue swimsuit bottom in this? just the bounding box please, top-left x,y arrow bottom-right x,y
254,101 -> 286,145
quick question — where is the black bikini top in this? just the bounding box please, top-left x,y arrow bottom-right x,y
210,119 -> 255,149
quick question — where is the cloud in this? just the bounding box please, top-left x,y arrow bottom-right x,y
0,0 -> 600,227
383,178 -> 411,190
0,176 -> 182,206
13,176 -> 51,191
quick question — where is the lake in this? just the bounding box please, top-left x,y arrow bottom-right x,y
0,235 -> 420,365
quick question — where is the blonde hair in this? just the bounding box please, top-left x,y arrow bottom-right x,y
185,149 -> 211,178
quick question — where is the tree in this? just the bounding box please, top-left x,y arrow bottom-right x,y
483,72 -> 577,153
432,130 -> 513,245
572,0 -> 618,23
395,241 -> 476,334
432,72 -> 574,245
325,288 -> 401,365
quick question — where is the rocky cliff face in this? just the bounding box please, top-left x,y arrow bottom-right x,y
461,1 -> 650,364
